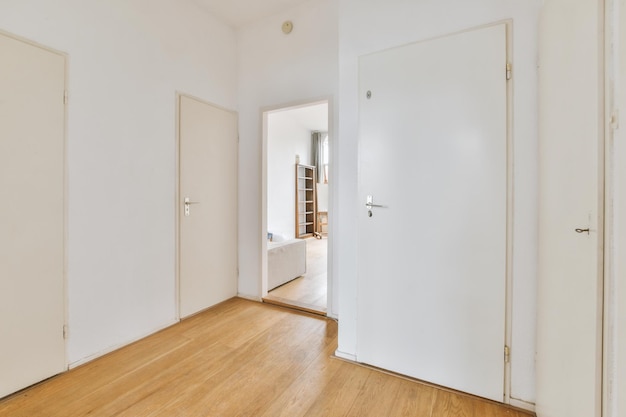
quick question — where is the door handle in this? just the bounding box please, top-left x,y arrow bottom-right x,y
184,197 -> 200,205
366,195 -> 385,208
184,197 -> 200,217
366,195 -> 386,217
575,228 -> 590,235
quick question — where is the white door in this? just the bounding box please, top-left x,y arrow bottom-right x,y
179,95 -> 238,318
616,2 -> 626,416
357,24 -> 508,402
0,33 -> 66,397
536,1 -> 603,416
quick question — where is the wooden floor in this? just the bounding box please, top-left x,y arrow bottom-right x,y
0,298 -> 533,417
265,237 -> 327,314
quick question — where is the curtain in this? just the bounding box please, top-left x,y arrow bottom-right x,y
311,131 -> 324,184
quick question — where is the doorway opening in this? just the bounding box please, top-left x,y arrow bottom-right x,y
261,100 -> 330,315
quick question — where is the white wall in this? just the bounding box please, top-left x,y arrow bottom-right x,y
0,0 -> 237,365
237,0 -> 339,313
267,111 -> 312,239
336,0 -> 541,405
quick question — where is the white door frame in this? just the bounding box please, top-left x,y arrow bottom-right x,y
503,21 -> 515,407
260,97 -> 335,317
174,92 -> 239,320
603,0 -> 618,415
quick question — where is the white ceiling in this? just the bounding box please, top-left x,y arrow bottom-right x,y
192,0 -> 310,28
268,102 -> 328,131
280,102 -> 328,132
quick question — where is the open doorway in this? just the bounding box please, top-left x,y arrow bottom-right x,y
262,101 -> 329,315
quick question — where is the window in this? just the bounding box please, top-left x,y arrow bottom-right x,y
322,133 -> 329,184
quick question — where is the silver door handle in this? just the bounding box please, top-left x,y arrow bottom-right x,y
366,195 -> 385,208
366,195 -> 385,218
184,197 -> 200,217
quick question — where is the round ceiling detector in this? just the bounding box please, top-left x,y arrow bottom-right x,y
282,21 -> 293,34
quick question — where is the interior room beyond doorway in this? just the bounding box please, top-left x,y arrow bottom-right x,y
262,101 -> 329,315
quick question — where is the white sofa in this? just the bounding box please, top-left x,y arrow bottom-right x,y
267,239 -> 306,291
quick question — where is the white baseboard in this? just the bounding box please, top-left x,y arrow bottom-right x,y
237,293 -> 262,302
68,319 -> 179,369
509,397 -> 535,413
334,349 -> 357,361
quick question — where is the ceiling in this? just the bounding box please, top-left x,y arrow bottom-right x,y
268,102 -> 328,132
282,102 -> 328,132
192,0 -> 310,28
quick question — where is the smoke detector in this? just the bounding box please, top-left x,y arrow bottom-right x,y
282,21 -> 293,34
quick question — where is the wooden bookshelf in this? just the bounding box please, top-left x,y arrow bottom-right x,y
295,164 -> 316,238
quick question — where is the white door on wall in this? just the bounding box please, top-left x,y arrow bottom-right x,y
356,23 -> 508,401
179,95 -> 238,318
616,1 -> 626,415
0,33 -> 66,398
536,1 -> 603,416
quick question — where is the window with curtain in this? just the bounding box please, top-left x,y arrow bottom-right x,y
312,131 -> 329,184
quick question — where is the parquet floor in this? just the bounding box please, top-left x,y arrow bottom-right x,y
0,298 -> 533,417
265,237 -> 327,314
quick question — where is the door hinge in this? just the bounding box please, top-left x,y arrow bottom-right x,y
611,109 -> 620,130
63,325 -> 68,339
506,63 -> 512,81
63,90 -> 68,105
504,345 -> 510,363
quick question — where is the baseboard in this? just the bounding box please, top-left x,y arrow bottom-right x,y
509,397 -> 536,413
334,349 -> 357,361
68,319 -> 180,369
237,292 -> 262,302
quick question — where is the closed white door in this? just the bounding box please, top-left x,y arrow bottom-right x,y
357,24 -> 508,401
0,33 -> 66,397
536,1 -> 603,416
179,95 -> 238,318
616,2 -> 626,415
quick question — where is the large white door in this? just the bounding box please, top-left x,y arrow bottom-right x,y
357,24 -> 508,402
0,33 -> 66,397
616,1 -> 626,415
536,1 -> 603,416
179,95 -> 238,318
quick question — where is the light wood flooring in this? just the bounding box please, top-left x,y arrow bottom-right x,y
0,298 -> 533,417
264,237 -> 327,315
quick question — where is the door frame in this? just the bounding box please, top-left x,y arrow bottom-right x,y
260,97 -> 336,317
502,20 -> 515,408
603,0 -> 617,415
0,28 -> 69,373
174,92 -> 239,320
353,20 -> 515,405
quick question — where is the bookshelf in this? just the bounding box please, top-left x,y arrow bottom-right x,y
295,164 -> 316,238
